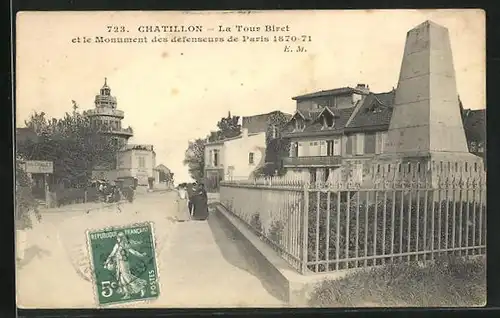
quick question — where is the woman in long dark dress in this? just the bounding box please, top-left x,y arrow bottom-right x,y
191,183 -> 209,220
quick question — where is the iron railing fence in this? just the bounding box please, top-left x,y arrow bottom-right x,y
220,163 -> 486,275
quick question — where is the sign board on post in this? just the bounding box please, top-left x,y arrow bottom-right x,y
25,161 -> 54,174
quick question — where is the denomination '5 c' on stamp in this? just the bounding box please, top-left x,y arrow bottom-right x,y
86,222 -> 160,306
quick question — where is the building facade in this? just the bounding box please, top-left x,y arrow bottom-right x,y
205,128 -> 266,185
204,111 -> 291,190
281,84 -> 394,184
154,164 -> 174,188
116,144 -> 156,187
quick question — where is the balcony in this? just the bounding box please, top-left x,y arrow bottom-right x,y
100,127 -> 134,137
85,107 -> 124,118
283,155 -> 342,167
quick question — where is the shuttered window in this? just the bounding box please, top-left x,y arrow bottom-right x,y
346,135 -> 354,155
333,138 -> 341,156
355,133 -> 364,155
365,133 -> 376,154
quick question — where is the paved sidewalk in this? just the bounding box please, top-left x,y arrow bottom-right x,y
156,211 -> 284,308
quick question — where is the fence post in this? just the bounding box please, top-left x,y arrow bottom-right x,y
301,183 -> 309,274
84,190 -> 88,203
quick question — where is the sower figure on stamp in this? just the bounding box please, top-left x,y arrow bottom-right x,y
175,184 -> 191,222
103,232 -> 148,300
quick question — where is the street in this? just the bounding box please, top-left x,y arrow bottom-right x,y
16,191 -> 283,308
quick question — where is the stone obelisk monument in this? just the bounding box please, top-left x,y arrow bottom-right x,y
381,20 -> 483,183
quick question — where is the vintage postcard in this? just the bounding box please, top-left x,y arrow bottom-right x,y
15,10 -> 486,309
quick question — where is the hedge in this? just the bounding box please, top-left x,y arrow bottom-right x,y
306,190 -> 486,272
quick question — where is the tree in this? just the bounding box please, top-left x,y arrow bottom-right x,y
208,111 -> 241,142
183,138 -> 206,182
256,111 -> 292,177
16,103 -> 123,188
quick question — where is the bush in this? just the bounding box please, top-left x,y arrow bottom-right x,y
250,213 -> 263,234
306,190 -> 486,272
269,219 -> 285,244
16,187 -> 41,230
308,256 -> 485,307
15,161 -> 41,230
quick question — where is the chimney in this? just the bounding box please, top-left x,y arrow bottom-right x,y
242,128 -> 248,138
355,83 -> 370,94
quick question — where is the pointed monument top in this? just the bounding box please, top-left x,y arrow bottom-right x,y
411,20 -> 448,32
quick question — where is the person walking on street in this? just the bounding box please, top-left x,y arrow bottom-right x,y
191,182 -> 209,221
175,184 -> 191,222
186,182 -> 196,217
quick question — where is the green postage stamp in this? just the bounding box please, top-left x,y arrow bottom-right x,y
86,222 -> 160,306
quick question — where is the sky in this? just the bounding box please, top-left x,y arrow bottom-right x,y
15,10 -> 485,183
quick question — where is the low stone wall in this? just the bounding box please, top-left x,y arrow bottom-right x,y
213,203 -> 348,306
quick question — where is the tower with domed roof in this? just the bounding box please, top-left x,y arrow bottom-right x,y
84,78 -> 134,146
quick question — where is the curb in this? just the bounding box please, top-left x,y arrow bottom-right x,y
212,203 -> 326,307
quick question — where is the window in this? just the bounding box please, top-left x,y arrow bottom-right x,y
249,152 -> 255,165
375,132 -> 387,154
213,150 -> 219,166
474,162 -> 478,172
355,133 -> 364,155
320,141 -> 327,156
138,156 -> 145,168
346,135 -> 354,155
321,112 -> 335,129
465,162 -> 468,172
295,118 -> 305,131
455,162 -> 459,172
364,133 -> 376,154
327,140 -> 334,156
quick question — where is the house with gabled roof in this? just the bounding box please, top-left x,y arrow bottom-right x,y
280,83 -> 397,183
281,82 -> 485,184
